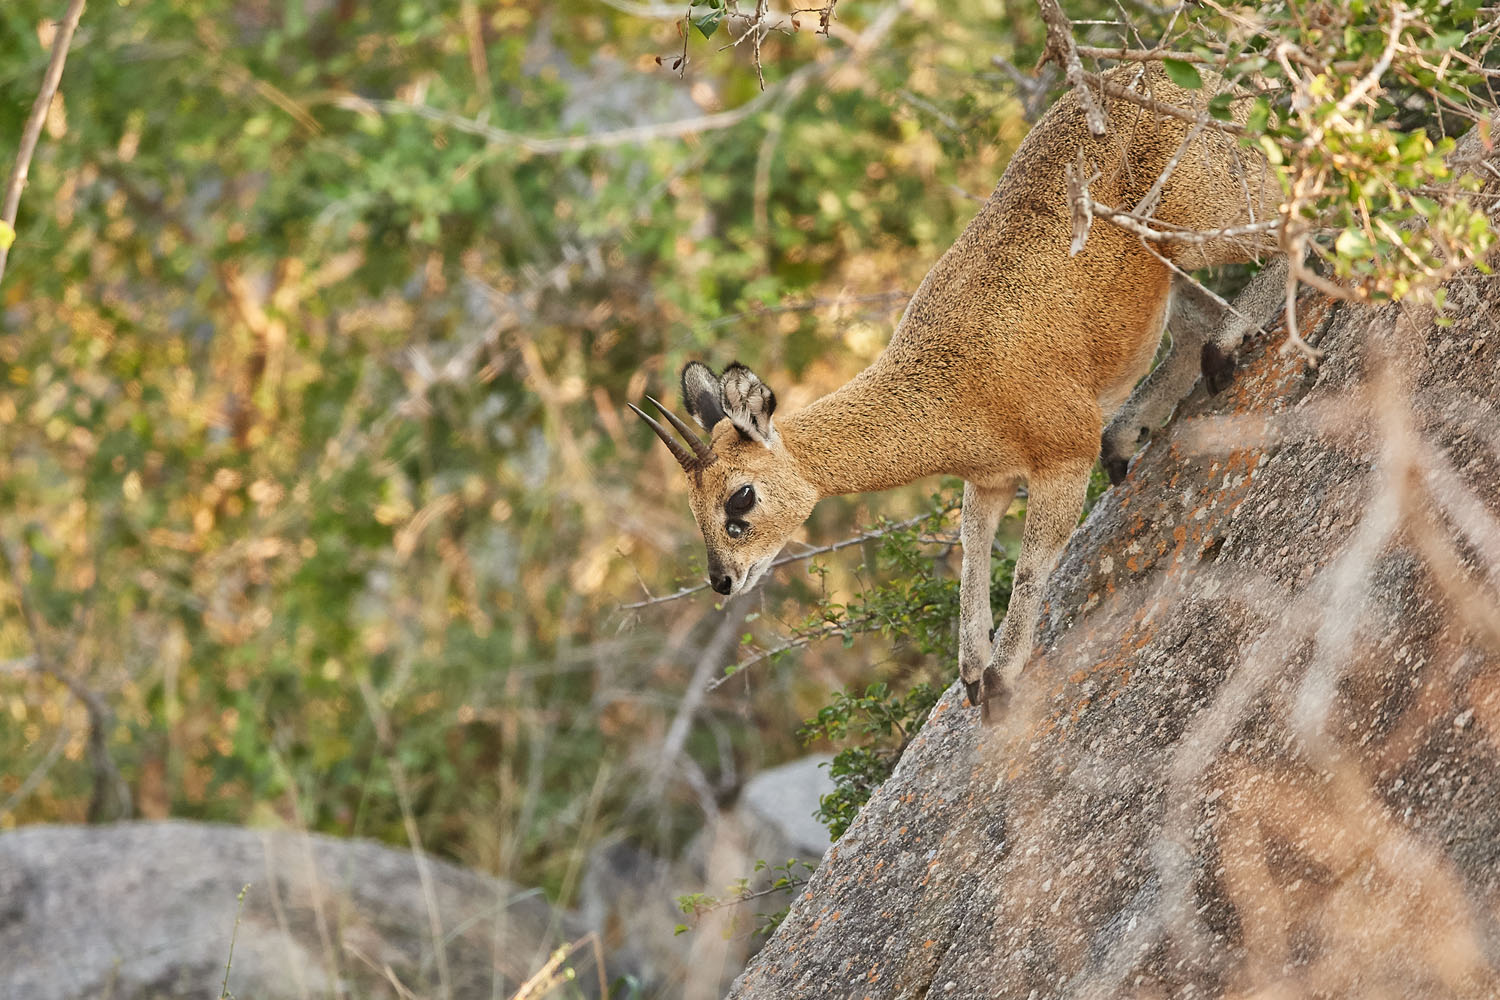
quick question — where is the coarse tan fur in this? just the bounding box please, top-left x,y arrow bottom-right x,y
633,64 -> 1287,724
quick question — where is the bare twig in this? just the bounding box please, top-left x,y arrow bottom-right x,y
1065,151 -> 1101,255
1337,2 -> 1409,114
343,942 -> 422,1000
989,55 -> 1057,122
1087,201 -> 1284,245
1136,238 -> 1292,351
753,0 -> 769,90
706,613 -> 880,691
355,675 -> 453,1000
218,884 -> 252,1000
1132,117 -> 1207,219
1036,0 -> 1108,137
0,0 -> 87,287
1080,69 -> 1249,136
621,508 -> 942,609
0,723 -> 71,818
1281,255 -> 1326,361
1075,43 -> 1216,64
649,595 -> 750,801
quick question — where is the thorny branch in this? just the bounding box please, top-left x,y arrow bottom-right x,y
1044,0 -> 1495,364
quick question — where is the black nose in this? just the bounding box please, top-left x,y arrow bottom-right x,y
711,574 -> 733,595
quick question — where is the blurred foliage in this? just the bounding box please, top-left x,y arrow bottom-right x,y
0,0 -> 1035,899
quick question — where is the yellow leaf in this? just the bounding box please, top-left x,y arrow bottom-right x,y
0,220 -> 13,251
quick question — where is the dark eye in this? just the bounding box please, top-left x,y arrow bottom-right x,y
725,484 -> 755,516
726,520 -> 748,539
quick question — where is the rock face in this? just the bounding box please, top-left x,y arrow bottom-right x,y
0,820 -> 603,1000
730,174 -> 1500,994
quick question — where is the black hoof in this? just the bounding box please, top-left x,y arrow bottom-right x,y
1104,452 -> 1129,486
977,667 -> 1009,727
1201,343 -> 1236,394
1099,431 -> 1129,486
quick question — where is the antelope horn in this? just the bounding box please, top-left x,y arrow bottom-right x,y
629,401 -> 701,473
645,395 -> 716,467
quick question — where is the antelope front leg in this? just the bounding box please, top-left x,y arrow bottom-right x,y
979,463 -> 1092,724
959,480 -> 1018,708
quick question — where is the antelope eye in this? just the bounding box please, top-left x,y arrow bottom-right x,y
725,484 -> 755,516
726,520 -> 748,539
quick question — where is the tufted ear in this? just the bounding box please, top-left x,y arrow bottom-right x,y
720,362 -> 778,446
681,361 -> 727,430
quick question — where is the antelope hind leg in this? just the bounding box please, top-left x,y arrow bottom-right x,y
958,480 -> 1018,707
1200,256 -> 1289,393
1100,277 -> 1219,485
979,464 -> 1091,724
1101,260 -> 1291,485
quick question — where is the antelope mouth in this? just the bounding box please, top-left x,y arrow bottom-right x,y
738,556 -> 775,595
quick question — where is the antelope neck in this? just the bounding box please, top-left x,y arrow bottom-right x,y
778,363 -> 959,498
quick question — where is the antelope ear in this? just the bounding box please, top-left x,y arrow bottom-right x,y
681,362 -> 727,430
720,362 -> 778,446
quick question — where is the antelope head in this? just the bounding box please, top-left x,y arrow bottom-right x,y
632,361 -> 818,596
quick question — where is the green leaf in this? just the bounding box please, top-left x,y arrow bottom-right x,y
693,5 -> 724,38
1208,92 -> 1235,122
1336,228 -> 1374,260
1162,59 -> 1203,90
1246,97 -> 1270,134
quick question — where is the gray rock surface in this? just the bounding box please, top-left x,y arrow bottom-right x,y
0,820 -> 604,1000
737,754 -> 837,861
730,154 -> 1500,996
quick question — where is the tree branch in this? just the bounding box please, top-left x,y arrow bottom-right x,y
1075,43 -> 1217,64
1036,0 -> 1108,137
1088,201 -> 1284,244
0,536 -> 132,822
0,0 -> 87,288
622,509 -> 942,609
1080,68 -> 1250,136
